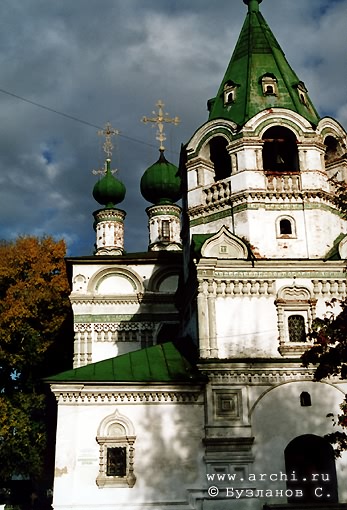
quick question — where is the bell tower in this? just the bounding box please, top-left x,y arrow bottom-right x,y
183,0 -> 347,260
179,0 -> 347,360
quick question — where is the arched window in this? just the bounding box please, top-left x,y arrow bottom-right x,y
96,410 -> 136,488
285,435 -> 338,503
209,136 -> 232,181
300,391 -> 312,407
262,126 -> 299,172
276,216 -> 296,238
280,219 -> 292,235
288,314 -> 306,343
227,91 -> 234,103
275,286 -> 316,356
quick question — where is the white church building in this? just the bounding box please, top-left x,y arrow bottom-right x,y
48,1 -> 347,509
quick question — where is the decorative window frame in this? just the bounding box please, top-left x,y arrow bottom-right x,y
295,81 -> 309,107
275,286 -> 316,356
161,219 -> 171,241
223,81 -> 239,105
276,215 -> 297,239
260,73 -> 278,96
96,410 -> 136,488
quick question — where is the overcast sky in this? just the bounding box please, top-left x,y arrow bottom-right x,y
0,0 -> 346,256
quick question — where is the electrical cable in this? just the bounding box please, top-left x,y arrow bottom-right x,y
0,87 -> 180,155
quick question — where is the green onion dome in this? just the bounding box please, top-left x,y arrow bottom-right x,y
93,159 -> 126,208
140,150 -> 181,205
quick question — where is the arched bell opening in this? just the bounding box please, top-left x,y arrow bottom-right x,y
262,126 -> 299,172
324,135 -> 341,166
209,136 -> 232,181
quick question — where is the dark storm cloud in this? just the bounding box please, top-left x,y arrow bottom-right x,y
0,0 -> 345,255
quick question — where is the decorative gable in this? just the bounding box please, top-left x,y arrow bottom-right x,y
200,226 -> 249,259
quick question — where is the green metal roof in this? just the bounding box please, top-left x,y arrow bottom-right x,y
46,341 -> 201,384
93,158 -> 126,208
140,150 -> 181,205
208,0 -> 320,127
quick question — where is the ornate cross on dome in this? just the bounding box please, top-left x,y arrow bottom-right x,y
98,122 -> 119,158
142,100 -> 180,151
92,158 -> 117,176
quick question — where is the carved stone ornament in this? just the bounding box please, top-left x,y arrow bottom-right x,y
201,226 -> 249,259
96,410 -> 136,488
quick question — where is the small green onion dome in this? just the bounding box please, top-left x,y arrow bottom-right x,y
140,150 -> 181,205
93,159 -> 126,208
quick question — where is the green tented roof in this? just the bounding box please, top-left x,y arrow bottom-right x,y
46,342 -> 200,384
208,0 -> 320,127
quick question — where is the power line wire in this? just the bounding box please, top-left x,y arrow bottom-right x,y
0,87 -> 180,155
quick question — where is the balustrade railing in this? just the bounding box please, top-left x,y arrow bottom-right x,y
266,172 -> 301,192
204,179 -> 232,206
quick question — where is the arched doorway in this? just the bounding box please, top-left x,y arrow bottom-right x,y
285,434 -> 338,503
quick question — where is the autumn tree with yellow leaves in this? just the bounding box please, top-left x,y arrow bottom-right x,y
0,236 -> 72,484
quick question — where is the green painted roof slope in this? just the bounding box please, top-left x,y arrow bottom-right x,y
208,1 -> 320,127
46,342 -> 200,383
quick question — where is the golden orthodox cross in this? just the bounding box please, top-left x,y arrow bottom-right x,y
142,100 -> 180,151
92,122 -> 119,175
98,122 -> 119,157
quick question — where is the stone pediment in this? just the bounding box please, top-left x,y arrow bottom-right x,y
200,226 -> 249,259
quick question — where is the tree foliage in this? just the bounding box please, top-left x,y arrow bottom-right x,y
302,299 -> 347,456
0,236 -> 72,483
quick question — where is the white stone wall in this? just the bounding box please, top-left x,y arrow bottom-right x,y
196,257 -> 346,359
69,261 -> 180,367
251,380 -> 347,504
233,206 -> 345,259
52,385 -> 205,510
204,374 -> 347,510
